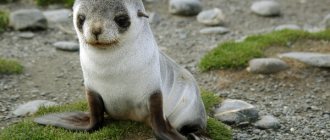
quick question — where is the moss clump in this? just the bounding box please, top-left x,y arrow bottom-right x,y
199,29 -> 330,71
0,10 -> 9,32
34,0 -> 74,7
0,58 -> 23,74
201,89 -> 222,114
0,90 -> 232,139
207,117 -> 232,140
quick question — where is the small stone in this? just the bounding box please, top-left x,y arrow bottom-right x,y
53,41 -> 79,52
247,58 -> 289,74
323,14 -> 330,29
169,0 -> 202,16
149,12 -> 161,25
18,32 -> 35,39
199,27 -> 229,34
197,8 -> 225,26
13,100 -> 58,116
290,128 -> 295,132
254,115 -> 280,129
278,52 -> 330,67
43,9 -> 72,24
275,24 -> 301,31
214,99 -> 259,124
251,1 -> 281,17
9,9 -> 47,30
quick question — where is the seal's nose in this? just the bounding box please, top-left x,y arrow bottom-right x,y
91,22 -> 103,40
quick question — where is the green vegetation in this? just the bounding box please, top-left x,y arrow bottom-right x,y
0,58 -> 23,74
0,10 -> 9,32
199,29 -> 330,71
0,90 -> 232,140
34,0 -> 74,7
201,89 -> 222,114
0,0 -> 17,4
207,117 -> 232,140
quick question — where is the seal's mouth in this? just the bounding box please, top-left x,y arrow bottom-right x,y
86,40 -> 119,49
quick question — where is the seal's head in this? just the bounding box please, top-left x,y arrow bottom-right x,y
73,0 -> 149,49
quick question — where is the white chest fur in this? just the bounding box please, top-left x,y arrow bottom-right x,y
80,36 -> 161,121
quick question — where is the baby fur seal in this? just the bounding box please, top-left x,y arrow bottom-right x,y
34,0 -> 207,139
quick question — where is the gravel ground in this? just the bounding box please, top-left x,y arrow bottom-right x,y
1,0 -> 330,139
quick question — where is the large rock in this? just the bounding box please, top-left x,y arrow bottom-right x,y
9,9 -> 47,30
169,0 -> 202,16
197,8 -> 225,26
254,115 -> 280,129
247,58 -> 289,74
251,1 -> 281,17
278,52 -> 330,67
13,100 -> 58,116
214,99 -> 259,124
43,9 -> 72,24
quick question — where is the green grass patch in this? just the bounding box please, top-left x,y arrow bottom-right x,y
34,0 -> 74,7
0,90 -> 232,140
0,10 -> 9,32
201,89 -> 222,114
0,58 -> 23,74
199,29 -> 330,71
207,117 -> 232,140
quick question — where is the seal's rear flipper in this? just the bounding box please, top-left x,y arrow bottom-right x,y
34,88 -> 105,132
34,112 -> 95,131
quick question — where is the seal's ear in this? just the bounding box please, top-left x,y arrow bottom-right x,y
137,10 -> 149,18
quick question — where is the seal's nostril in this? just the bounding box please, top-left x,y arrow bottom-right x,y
92,26 -> 103,40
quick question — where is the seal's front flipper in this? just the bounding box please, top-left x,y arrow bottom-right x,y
34,112 -> 93,131
149,90 -> 187,140
34,88 -> 105,132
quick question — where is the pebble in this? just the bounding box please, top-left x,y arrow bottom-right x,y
169,0 -> 202,16
43,9 -> 72,24
214,99 -> 259,124
199,27 -> 230,34
323,13 -> 330,29
278,52 -> 330,67
9,9 -> 47,30
18,32 -> 35,39
254,115 -> 280,129
52,41 -> 79,52
275,24 -> 301,31
247,58 -> 289,74
13,100 -> 58,116
251,1 -> 281,17
149,12 -> 161,25
197,8 -> 225,26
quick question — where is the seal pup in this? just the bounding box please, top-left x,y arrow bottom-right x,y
34,0 -> 207,139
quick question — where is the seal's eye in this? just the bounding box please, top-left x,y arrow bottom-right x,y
114,15 -> 131,28
77,14 -> 86,30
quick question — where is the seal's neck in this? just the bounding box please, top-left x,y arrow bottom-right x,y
79,24 -> 159,77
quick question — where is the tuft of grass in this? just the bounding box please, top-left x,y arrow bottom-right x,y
201,89 -> 222,114
199,29 -> 330,71
0,58 -> 23,74
34,0 -> 74,7
0,10 -> 9,32
207,117 -> 232,140
0,90 -> 232,139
